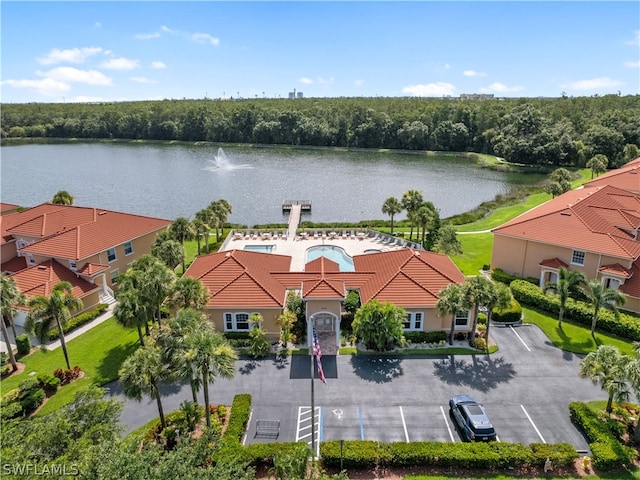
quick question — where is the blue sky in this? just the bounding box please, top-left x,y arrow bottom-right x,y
2,1 -> 638,103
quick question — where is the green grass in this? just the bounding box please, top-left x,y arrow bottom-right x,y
1,317 -> 140,415
522,306 -> 634,356
405,473 -> 640,480
450,233 -> 493,275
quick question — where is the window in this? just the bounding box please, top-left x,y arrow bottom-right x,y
27,253 -> 35,266
571,250 -> 585,266
404,312 -> 423,331
107,248 -> 116,263
455,311 -> 470,329
124,241 -> 133,256
223,312 -> 255,332
110,269 -> 119,285
604,277 -> 620,290
69,260 -> 77,271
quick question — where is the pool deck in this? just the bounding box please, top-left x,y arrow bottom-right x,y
223,232 -> 411,271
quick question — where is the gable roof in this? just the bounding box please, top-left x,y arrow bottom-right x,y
620,259 -> 639,299
492,185 -> 640,260
584,158 -> 640,194
14,205 -> 171,260
10,259 -> 100,300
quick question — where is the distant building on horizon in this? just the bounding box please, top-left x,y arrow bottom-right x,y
288,89 -> 303,99
459,93 -> 494,100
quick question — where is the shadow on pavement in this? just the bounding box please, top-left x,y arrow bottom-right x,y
289,355 -> 337,380
349,355 -> 404,383
432,354 -> 515,392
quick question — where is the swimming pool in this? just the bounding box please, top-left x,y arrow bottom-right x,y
244,244 -> 275,253
305,245 -> 355,271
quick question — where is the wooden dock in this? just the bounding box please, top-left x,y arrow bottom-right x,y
282,200 -> 311,211
284,200 -> 310,238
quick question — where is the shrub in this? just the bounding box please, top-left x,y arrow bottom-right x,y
2,402 -> 23,419
18,378 -> 40,397
473,337 -> 487,350
404,331 -> 447,344
20,388 -> 45,414
492,298 -> 522,323
16,334 -> 31,355
53,366 -> 82,385
224,332 -> 251,340
46,304 -> 108,341
37,373 -> 61,391
320,440 -> 389,469
1,352 -> 9,376
492,269 -> 538,286
528,443 -> 579,467
213,394 -> 252,464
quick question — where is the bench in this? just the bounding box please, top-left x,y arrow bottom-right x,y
255,420 -> 280,438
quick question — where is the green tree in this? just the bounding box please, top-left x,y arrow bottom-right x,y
168,276 -> 209,310
583,279 -> 626,337
401,190 -> 423,241
209,199 -> 233,242
352,299 -> 406,351
113,279 -> 149,346
381,197 -> 403,235
170,217 -> 195,272
580,345 -> 630,413
436,224 -> 462,255
184,325 -> 237,427
548,168 -> 572,194
586,154 -> 608,179
249,326 -> 271,358
51,190 -> 74,205
0,273 -> 25,371
119,345 -> 169,429
545,181 -> 565,198
545,267 -> 586,327
415,201 -> 437,243
343,290 -> 361,315
191,217 -> 208,256
623,342 -> 640,442
152,237 -> 184,270
436,283 -> 468,345
276,311 -> 297,346
26,281 -> 83,370
462,276 -> 493,346
195,208 -> 214,253
623,143 -> 639,163
483,282 -> 513,351
131,254 -> 176,325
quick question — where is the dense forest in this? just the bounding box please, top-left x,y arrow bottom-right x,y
2,95 -> 639,167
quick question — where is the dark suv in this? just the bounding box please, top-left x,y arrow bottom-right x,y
449,394 -> 497,442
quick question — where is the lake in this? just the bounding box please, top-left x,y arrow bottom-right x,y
0,142 -> 542,226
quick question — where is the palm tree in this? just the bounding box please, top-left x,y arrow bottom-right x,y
191,217 -> 207,256
152,237 -> 183,270
1,273 -> 26,340
401,190 -> 423,241
119,345 -> 169,429
170,217 -> 195,272
185,326 -> 237,427
580,345 -> 630,413
623,342 -> 640,442
133,255 -> 176,325
545,267 -> 586,327
583,279 -> 626,337
462,276 -> 493,346
209,199 -> 232,242
415,201 -> 437,243
483,282 -> 513,351
381,197 -> 402,235
0,274 -> 25,371
168,277 -> 209,310
436,284 -> 468,345
195,208 -> 214,253
113,281 -> 148,346
25,281 -> 83,370
51,190 -> 74,205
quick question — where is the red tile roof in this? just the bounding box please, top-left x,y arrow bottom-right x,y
17,205 -> 171,260
1,256 -> 27,274
584,158 -> 640,193
186,248 -> 465,309
10,259 -> 99,300
0,203 -> 20,214
620,260 -> 639,299
599,263 -> 632,278
1,204 -> 64,244
539,258 -> 569,269
77,263 -> 109,276
492,185 -> 640,260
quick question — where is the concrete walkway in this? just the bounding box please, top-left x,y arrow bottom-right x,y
0,303 -> 117,354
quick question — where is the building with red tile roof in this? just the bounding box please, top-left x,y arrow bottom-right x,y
1,203 -> 171,324
184,247 -> 467,350
0,203 -> 20,215
491,161 -> 640,313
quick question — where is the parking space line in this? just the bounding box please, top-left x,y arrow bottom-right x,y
440,405 -> 455,442
358,406 -> 364,440
509,325 -> 531,351
399,406 -> 409,442
521,405 -> 546,444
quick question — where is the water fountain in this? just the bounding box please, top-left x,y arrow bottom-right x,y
204,147 -> 251,171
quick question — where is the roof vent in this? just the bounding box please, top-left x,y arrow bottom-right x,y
225,252 -> 231,257
98,211 -> 108,215
37,266 -> 47,270
560,212 -> 571,217
414,250 -> 420,256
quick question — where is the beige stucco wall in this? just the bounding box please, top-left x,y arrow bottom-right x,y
79,290 -> 101,313
1,241 -> 17,263
206,307 -> 284,338
306,299 -> 343,319
623,297 -> 640,315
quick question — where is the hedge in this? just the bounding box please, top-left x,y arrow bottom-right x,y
491,268 -> 538,286
213,393 -> 252,463
569,401 -> 636,470
511,280 -> 640,341
45,303 -> 109,341
404,331 -> 447,344
492,297 -> 523,323
16,334 -> 31,355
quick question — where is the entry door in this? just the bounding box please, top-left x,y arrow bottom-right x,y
315,315 -> 334,333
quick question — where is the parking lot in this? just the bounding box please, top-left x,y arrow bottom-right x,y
114,323 -> 600,454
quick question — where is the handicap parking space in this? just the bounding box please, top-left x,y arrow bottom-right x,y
322,406 -> 364,442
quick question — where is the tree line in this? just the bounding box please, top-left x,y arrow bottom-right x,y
2,95 -> 639,167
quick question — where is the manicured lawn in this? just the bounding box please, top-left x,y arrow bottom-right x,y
1,317 -> 139,415
522,306 -> 634,356
450,233 -> 493,276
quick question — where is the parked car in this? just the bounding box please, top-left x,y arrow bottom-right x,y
449,394 -> 497,442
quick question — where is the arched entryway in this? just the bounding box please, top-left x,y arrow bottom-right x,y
308,312 -> 340,355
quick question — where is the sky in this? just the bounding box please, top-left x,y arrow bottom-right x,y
1,1 -> 639,103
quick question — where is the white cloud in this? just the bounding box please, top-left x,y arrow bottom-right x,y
94,22 -> 102,29
151,61 -> 166,69
317,76 -> 334,85
300,77 -> 313,84
627,30 -> 640,46
402,82 -> 456,96
100,57 -> 139,70
40,67 -> 113,85
67,95 -> 109,103
481,82 -> 524,93
463,70 -> 487,77
354,79 -> 364,86
192,33 -> 220,45
1,78 -> 70,96
566,77 -> 622,90
444,64 -> 451,70
624,60 -> 640,68
130,76 -> 157,84
161,25 -> 177,34
135,32 -> 161,40
37,47 -> 102,65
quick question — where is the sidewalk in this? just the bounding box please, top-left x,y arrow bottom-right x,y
0,303 -> 117,354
